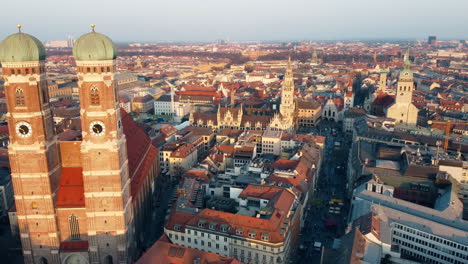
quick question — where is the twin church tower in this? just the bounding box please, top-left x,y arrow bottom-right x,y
0,25 -> 158,264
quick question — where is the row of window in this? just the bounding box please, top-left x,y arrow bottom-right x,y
181,229 -> 277,252
13,86 -> 101,107
400,247 -> 466,264
394,234 -> 468,261
77,66 -> 112,73
393,223 -> 468,252
399,85 -> 412,92
9,66 -> 44,75
169,231 -> 282,264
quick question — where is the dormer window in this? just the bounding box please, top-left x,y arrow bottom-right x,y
236,228 -> 243,236
261,232 -> 270,241
248,230 -> 257,238
220,224 -> 228,232
198,220 -> 206,228
174,224 -> 181,232
209,222 -> 217,230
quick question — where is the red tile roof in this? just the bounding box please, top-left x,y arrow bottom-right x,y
217,145 -> 235,154
121,109 -> 151,178
59,241 -> 89,252
372,91 -> 395,107
238,184 -> 287,200
271,160 -> 299,170
160,125 -> 177,137
164,184 -> 296,243
184,169 -> 210,183
56,168 -> 85,208
170,143 -> 197,158
182,84 -> 217,92
121,109 -> 159,200
136,235 -> 241,264
131,146 -> 158,199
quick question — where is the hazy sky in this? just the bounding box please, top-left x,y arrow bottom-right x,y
1,0 -> 467,42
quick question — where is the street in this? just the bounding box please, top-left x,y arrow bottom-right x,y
294,120 -> 351,264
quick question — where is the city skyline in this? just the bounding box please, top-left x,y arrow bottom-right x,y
1,0 -> 467,42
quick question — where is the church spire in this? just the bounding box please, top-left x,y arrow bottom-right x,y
403,47 -> 411,70
285,56 -> 293,79
399,47 -> 413,80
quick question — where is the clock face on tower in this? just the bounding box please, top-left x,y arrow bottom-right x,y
89,121 -> 105,136
16,121 -> 32,138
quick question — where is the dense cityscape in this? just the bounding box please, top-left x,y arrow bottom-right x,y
0,21 -> 467,264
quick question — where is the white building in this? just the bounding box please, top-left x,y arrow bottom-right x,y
262,130 -> 282,156
350,183 -> 468,264
322,98 -> 344,122
439,160 -> 468,205
164,184 -> 301,264
154,94 -> 190,120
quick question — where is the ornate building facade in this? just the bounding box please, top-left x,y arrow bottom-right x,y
0,26 -> 159,264
386,49 -> 418,126
190,58 -> 297,132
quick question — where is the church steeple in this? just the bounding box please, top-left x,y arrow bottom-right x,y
387,46 -> 418,126
403,48 -> 411,70
399,47 -> 413,81
280,57 -> 296,122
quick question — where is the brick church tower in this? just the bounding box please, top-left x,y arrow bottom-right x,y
73,25 -> 133,263
1,25 -> 159,264
0,25 -> 62,264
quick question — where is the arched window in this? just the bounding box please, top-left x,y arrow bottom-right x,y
15,88 -> 25,106
90,86 -> 100,106
104,255 -> 113,264
69,214 -> 80,240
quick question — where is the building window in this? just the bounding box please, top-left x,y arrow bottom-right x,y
90,86 -> 100,106
209,222 -> 217,230
15,88 -> 25,106
31,201 -> 38,209
248,230 -> 256,238
69,214 -> 80,240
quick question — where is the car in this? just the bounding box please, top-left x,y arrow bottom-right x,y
313,241 -> 322,251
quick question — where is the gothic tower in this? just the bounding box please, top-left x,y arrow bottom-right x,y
73,25 -> 133,264
311,49 -> 319,65
386,48 -> 418,125
379,68 -> 388,92
0,26 -> 62,264
280,57 -> 295,120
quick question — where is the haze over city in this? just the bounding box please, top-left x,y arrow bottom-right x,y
1,0 -> 468,42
